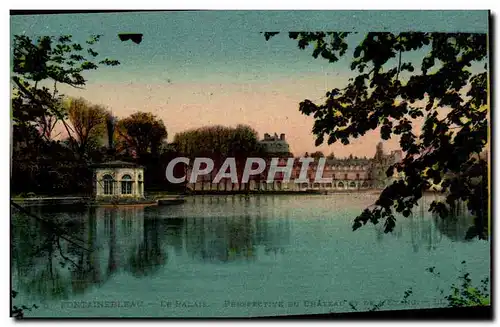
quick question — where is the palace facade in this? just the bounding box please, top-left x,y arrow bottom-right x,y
184,135 -> 403,192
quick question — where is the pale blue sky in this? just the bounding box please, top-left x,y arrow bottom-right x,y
10,11 -> 488,83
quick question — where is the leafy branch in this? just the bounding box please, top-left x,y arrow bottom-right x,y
264,32 -> 489,240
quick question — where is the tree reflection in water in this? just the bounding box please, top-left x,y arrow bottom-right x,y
71,208 -> 102,295
432,212 -> 475,243
11,205 -> 171,302
12,198 -> 292,307
12,205 -> 92,302
182,196 -> 291,263
373,196 -> 476,252
183,216 -> 257,263
128,217 -> 167,277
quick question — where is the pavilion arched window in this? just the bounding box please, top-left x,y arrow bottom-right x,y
121,174 -> 133,195
103,174 -> 114,195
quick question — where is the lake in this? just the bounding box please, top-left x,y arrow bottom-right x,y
11,194 -> 490,318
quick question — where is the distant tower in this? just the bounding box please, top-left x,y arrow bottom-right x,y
370,142 -> 388,189
391,150 -> 403,163
258,132 -> 290,155
375,142 -> 384,161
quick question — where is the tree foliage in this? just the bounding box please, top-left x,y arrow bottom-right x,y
173,124 -> 263,189
11,34 -> 120,195
310,151 -> 325,159
65,97 -> 107,155
326,152 -> 335,159
116,112 -> 168,158
264,32 -> 488,239
12,34 -> 119,140
173,124 -> 261,159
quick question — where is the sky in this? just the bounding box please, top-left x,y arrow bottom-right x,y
10,10 -> 488,157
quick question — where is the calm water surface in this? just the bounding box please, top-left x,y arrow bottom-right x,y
11,194 -> 490,317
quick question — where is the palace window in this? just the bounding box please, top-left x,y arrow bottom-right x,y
103,175 -> 114,195
121,174 -> 133,195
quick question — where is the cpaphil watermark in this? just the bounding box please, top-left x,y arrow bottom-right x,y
166,157 -> 333,184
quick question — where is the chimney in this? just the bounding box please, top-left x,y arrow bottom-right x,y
280,133 -> 285,141
105,114 -> 116,151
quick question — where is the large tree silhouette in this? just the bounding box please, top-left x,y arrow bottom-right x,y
264,32 -> 488,240
11,34 -> 120,194
116,112 -> 168,159
65,97 -> 107,156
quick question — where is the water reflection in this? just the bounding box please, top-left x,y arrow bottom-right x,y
183,215 -> 291,263
432,214 -> 475,243
408,213 -> 444,252
373,197 -> 475,252
12,200 -> 292,302
11,195 -> 483,317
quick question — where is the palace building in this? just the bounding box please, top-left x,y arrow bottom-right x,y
183,135 -> 403,192
258,133 -> 291,154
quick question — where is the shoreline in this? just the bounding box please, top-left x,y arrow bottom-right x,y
10,189 -> 444,207
184,189 -> 376,196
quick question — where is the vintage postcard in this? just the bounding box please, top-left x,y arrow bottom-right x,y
10,10 -> 491,319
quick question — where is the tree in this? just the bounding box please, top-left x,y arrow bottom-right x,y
229,124 -> 260,156
229,125 -> 260,190
264,32 -> 488,240
116,112 -> 168,158
65,97 -> 106,156
310,151 -> 325,159
173,124 -> 262,189
11,34 -> 120,194
12,34 -> 119,145
174,124 -> 260,160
